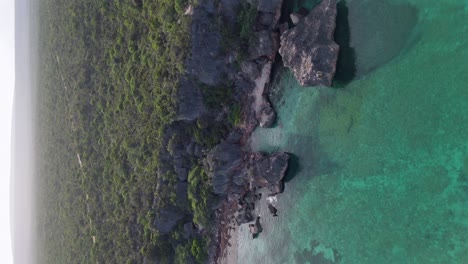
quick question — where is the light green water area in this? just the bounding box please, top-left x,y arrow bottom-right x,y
238,0 -> 468,263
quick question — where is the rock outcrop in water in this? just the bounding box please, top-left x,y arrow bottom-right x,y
258,105 -> 276,128
206,140 -> 289,196
279,0 -> 339,87
249,152 -> 289,189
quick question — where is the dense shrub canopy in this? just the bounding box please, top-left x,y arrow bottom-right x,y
36,0 -> 193,263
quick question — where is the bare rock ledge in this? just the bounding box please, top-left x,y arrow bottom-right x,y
279,0 -> 339,87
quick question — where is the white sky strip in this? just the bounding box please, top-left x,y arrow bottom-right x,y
1,0 -> 15,263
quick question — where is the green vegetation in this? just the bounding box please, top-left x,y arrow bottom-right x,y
200,83 -> 234,109
238,0 -> 257,44
35,0 -> 250,263
35,0 -> 200,263
191,239 -> 208,263
174,242 -> 192,264
228,103 -> 243,127
220,0 -> 257,57
188,166 -> 212,227
174,238 -> 208,264
191,118 -> 229,148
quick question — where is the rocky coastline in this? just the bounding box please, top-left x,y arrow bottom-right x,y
152,0 -> 340,262
210,0 -> 339,262
202,0 -> 290,262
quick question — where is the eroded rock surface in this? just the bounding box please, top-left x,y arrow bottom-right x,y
258,106 -> 276,128
249,152 -> 289,188
153,207 -> 185,234
279,0 -> 339,87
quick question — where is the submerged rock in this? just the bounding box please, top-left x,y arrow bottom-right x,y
279,0 -> 339,87
249,216 -> 263,238
268,204 -> 278,217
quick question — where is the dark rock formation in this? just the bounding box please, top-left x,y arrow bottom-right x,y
186,1 -> 224,86
257,0 -> 282,14
241,61 -> 261,80
177,79 -> 206,121
249,30 -> 280,60
242,190 -> 257,204
153,207 -> 185,234
232,170 -> 248,186
268,204 -> 278,217
185,142 -> 196,156
279,22 -> 289,35
250,152 -> 289,188
165,0 -> 296,261
226,130 -> 242,144
279,0 -> 339,87
175,166 -> 188,182
258,106 -> 276,128
258,12 -> 275,27
236,211 -> 254,225
209,195 -> 225,210
249,216 -> 263,238
268,180 -> 284,195
183,222 -> 197,239
207,142 -> 243,172
218,0 -> 240,25
175,182 -> 189,206
206,142 -> 243,195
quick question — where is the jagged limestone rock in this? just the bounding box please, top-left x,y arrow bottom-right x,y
279,0 -> 339,87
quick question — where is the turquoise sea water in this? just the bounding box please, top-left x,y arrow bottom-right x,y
238,0 -> 468,263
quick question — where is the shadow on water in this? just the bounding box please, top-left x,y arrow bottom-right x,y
284,153 -> 301,183
294,240 -> 342,264
282,133 -> 341,187
280,0 -> 419,89
334,0 -> 419,86
333,0 -> 356,86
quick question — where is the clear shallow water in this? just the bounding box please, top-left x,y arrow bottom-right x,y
238,0 -> 468,263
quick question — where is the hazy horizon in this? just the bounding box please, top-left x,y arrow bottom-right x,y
11,0 -> 39,263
